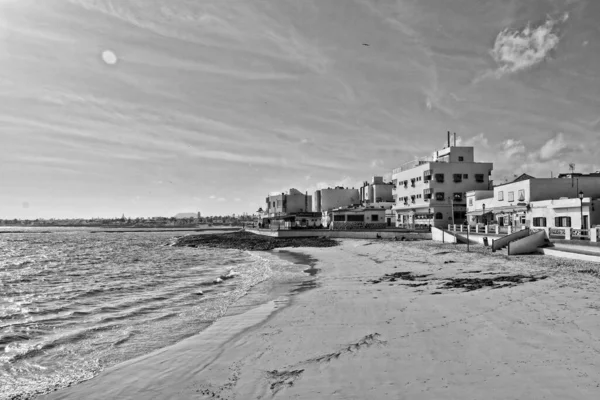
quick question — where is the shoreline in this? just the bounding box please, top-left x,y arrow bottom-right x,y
38,247 -> 320,400
41,239 -> 600,399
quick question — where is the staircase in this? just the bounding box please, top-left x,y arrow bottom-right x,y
491,228 -> 530,252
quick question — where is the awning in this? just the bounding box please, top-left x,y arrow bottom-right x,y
494,206 -> 527,214
467,210 -> 484,216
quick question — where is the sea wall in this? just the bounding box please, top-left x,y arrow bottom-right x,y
331,222 -> 387,230
246,229 -> 431,240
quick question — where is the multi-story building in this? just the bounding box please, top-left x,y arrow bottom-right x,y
392,140 -> 494,228
467,173 -> 600,230
264,188 -> 312,217
359,176 -> 394,205
313,187 -> 360,213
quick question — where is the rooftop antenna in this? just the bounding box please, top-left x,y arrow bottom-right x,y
453,132 -> 456,147
447,131 -> 450,148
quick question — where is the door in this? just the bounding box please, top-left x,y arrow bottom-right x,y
386,218 -> 391,227
583,215 -> 589,229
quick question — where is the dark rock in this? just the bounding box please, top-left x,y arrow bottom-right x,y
174,231 -> 339,251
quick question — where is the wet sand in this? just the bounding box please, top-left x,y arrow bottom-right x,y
42,239 -> 600,399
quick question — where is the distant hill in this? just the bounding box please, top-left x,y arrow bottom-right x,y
174,213 -> 199,219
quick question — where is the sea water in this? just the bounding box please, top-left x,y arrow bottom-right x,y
0,228 -> 307,399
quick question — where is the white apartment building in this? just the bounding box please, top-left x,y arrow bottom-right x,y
392,140 -> 493,228
467,173 -> 600,230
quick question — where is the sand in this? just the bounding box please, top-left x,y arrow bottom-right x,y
42,240 -> 600,399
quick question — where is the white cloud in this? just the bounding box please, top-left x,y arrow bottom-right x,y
370,159 -> 384,169
538,133 -> 570,161
217,197 -> 226,202
490,13 -> 567,77
456,133 -> 489,148
209,195 -> 217,199
502,139 -> 525,158
234,197 -> 241,202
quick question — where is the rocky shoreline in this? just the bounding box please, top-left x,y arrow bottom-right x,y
174,231 -> 339,251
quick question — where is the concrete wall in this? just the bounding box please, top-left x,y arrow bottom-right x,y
286,193 -> 312,213
538,248 -> 600,263
454,232 -> 498,245
491,228 -> 530,252
331,222 -> 387,230
508,231 -> 546,255
314,188 -> 360,212
431,227 -> 459,243
246,229 -> 431,240
373,184 -> 394,202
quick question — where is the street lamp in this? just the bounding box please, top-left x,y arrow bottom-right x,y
579,191 -> 584,230
428,207 -> 431,230
482,203 -> 486,227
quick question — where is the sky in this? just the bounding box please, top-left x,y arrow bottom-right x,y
1,0 -> 599,218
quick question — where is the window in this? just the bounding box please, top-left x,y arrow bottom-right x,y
463,174 -> 469,179
555,217 -> 571,227
454,211 -> 466,220
475,174 -> 484,183
508,191 -> 514,202
468,198 -> 473,206
371,215 -> 379,222
518,189 -> 525,201
533,217 -> 547,227
435,212 -> 444,220
458,156 -> 464,161
435,174 -> 444,183
411,179 -> 416,187
498,191 -> 504,201
424,170 -> 432,182
411,195 -> 416,204
453,193 -> 463,202
435,192 -> 445,201
347,214 -> 365,222
417,194 -> 422,199
520,216 -> 526,224
333,215 -> 345,222
453,174 -> 462,183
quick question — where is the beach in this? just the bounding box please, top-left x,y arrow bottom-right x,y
42,239 -> 600,400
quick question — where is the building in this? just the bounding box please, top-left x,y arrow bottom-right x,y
391,134 -> 494,228
529,197 -> 600,230
313,187 -> 360,213
359,176 -> 394,205
265,188 -> 312,218
267,212 -> 323,230
326,206 -> 387,230
467,173 -> 600,230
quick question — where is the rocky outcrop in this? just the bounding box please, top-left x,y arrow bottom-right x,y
174,231 -> 339,251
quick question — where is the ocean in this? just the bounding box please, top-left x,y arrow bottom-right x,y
0,228 -> 312,399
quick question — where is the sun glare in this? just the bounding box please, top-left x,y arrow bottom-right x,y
101,50 -> 118,65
